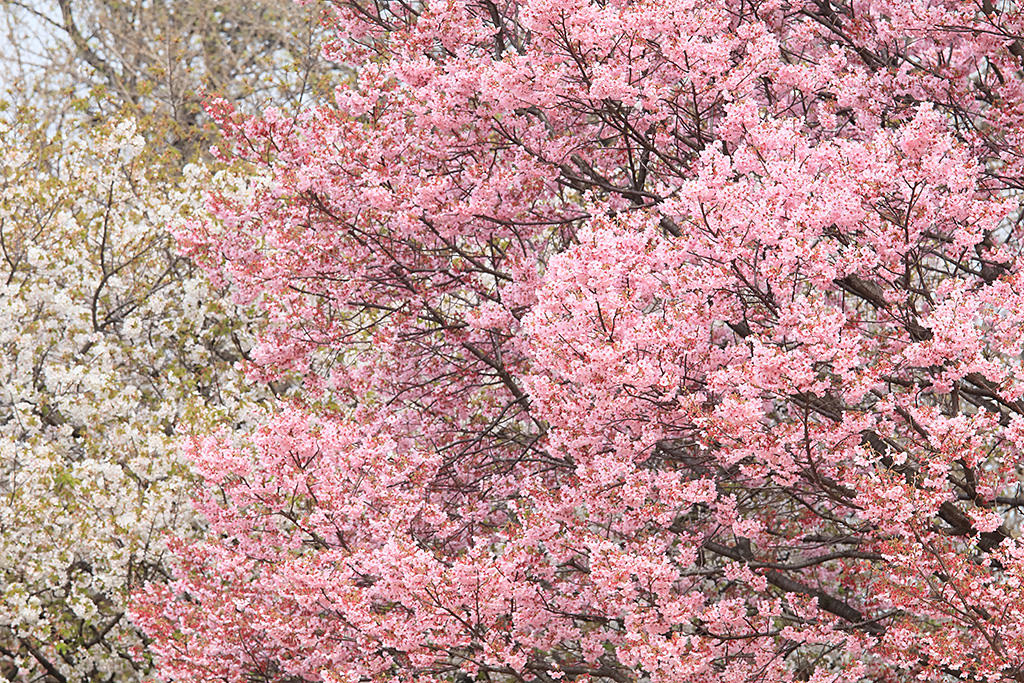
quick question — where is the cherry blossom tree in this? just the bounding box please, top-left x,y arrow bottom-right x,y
133,1 -> 1024,682
0,2 -> 333,680
0,109 -> 273,682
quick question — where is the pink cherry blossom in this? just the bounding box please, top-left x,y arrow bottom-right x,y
133,2 -> 1024,682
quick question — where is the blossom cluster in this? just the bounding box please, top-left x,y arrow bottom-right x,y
0,111 -> 267,682
128,1 -> 1024,683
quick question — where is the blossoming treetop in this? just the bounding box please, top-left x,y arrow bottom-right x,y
135,1 -> 1024,682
